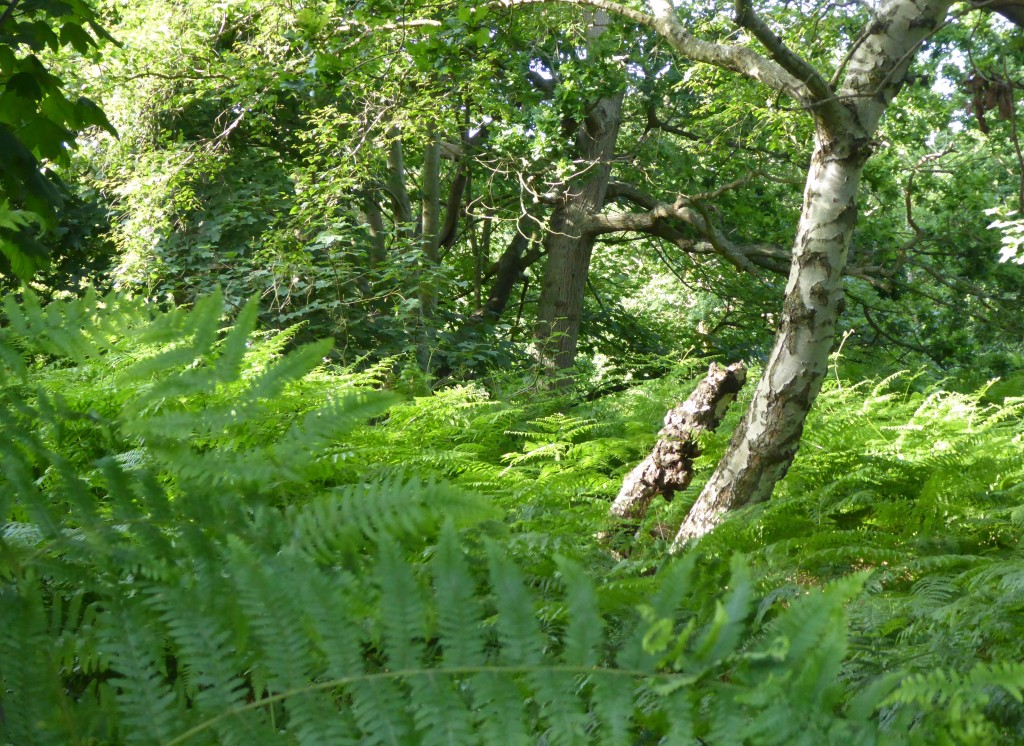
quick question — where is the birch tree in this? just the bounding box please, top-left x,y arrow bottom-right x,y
667,0 -> 956,546
502,0 -> 961,540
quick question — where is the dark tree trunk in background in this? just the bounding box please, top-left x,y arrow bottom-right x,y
417,127 -> 442,371
480,214 -> 540,320
534,11 -> 624,385
359,192 -> 387,268
385,134 -> 413,233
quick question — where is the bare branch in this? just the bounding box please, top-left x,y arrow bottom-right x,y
335,18 -> 442,33
590,184 -> 760,273
647,0 -> 809,102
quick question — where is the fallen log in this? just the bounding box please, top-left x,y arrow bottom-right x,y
609,362 -> 747,521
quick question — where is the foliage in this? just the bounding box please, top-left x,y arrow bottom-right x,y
4,0 -> 1024,741
0,0 -> 115,279
311,350 -> 1024,741
11,0 -> 1012,384
5,292 -> 1014,744
689,370 -> 1024,742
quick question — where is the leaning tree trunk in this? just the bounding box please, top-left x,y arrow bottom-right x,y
534,12 -> 624,384
671,132 -> 867,545
671,0 -> 953,549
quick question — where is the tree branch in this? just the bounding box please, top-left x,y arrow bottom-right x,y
733,0 -> 843,125
335,18 -> 442,33
0,0 -> 21,32
646,0 -> 810,103
494,0 -> 810,103
438,120 -> 490,250
601,182 -> 885,281
609,362 -> 747,521
593,182 -> 761,272
969,0 -> 1024,29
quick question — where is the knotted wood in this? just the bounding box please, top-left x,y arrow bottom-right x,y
610,362 -> 746,520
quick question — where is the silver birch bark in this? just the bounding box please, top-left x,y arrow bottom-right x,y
671,0 -> 954,548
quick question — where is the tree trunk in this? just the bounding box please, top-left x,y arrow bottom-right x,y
671,0 -> 953,548
479,214 -> 539,320
417,127 -> 442,371
611,362 -> 746,520
385,133 -> 413,233
359,191 -> 387,268
672,134 -> 867,545
534,52 -> 624,382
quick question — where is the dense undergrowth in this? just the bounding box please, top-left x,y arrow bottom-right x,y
2,292 -> 1024,744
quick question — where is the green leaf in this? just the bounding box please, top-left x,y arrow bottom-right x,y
73,96 -> 117,136
60,22 -> 95,53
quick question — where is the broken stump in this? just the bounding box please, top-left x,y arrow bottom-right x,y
609,362 -> 747,521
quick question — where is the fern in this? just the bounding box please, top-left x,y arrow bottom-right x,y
4,292 -> 1023,743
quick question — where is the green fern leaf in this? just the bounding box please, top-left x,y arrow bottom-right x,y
486,540 -> 544,667
214,294 -> 261,380
557,555 -> 603,668
376,538 -> 427,671
99,599 -> 184,745
248,337 -> 334,401
432,523 -> 486,668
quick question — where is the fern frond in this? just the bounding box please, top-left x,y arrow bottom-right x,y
153,583 -> 282,746
98,598 -> 185,745
432,524 -> 486,668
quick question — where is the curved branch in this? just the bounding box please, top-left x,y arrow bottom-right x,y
646,0 -> 809,102
733,0 -> 843,125
591,186 -> 782,274
494,0 -> 810,102
969,0 -> 1024,29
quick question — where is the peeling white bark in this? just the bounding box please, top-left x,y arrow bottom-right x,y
671,0 -> 954,550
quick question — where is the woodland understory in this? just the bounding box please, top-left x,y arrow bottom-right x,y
2,0 -> 1024,743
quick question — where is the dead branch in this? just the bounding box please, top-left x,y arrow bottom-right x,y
609,362 -> 747,520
